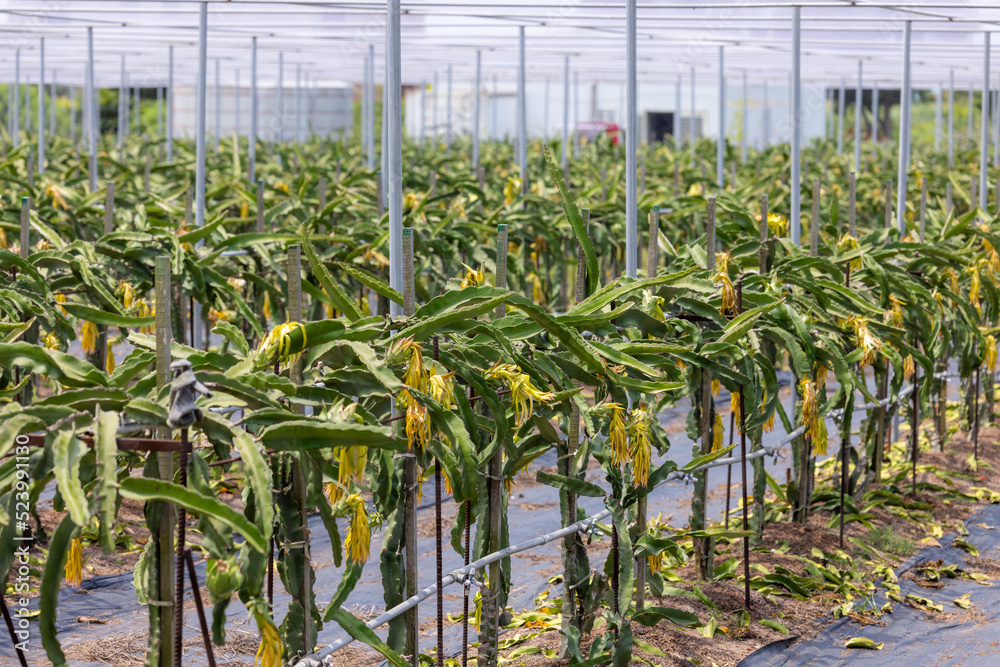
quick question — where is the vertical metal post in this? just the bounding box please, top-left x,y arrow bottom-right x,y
981,32 -> 992,211
791,7 -> 802,246
948,70 -> 955,167
935,84 -> 943,151
855,61 -> 863,171
446,64 -> 452,155
153,256 -> 174,667
474,52 -> 482,168
873,82 -> 879,144
256,179 -> 264,233
295,63 -> 301,144
118,55 -> 125,152
691,66 -> 696,149
105,183 -> 114,235
214,59 -> 221,152
811,179 -> 820,256
740,69 -> 747,162
249,37 -> 257,180
234,69 -> 240,137
37,39 -> 44,174
277,52 -> 284,144
919,176 -> 928,242
87,30 -> 96,192
896,21 -> 912,234
388,0 -> 403,318
193,1 -> 208,351
157,85 -> 163,137
675,73 -> 682,146
13,53 -> 20,145
969,82 -> 975,141
368,47 -> 376,169
626,0 -> 637,278
518,26 -> 527,193
168,46 -> 175,162
849,171 -> 857,236
562,56 -> 570,170
837,80 -> 845,155
134,85 -> 140,136
994,80 -> 1000,167
717,46 -> 725,189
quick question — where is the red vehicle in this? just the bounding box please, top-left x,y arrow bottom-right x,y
576,121 -> 620,145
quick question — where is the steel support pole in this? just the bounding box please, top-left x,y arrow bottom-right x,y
763,80 -> 769,146
935,84 -> 943,151
215,59 -> 221,152
361,55 -> 369,157
994,77 -> 1000,167
168,46 -> 175,162
446,63 -> 452,155
690,66 -> 696,148
474,51 -> 482,168
295,63 -> 301,144
873,83 -> 879,144
37,38 -> 44,174
981,32 -> 992,211
368,46 -> 376,169
855,61 -> 863,171
192,1 -> 209,349
897,21 -> 912,234
675,73 -> 682,146
86,31 -> 96,192
277,52 -> 284,144
791,7 -> 802,246
717,46 -> 725,189
249,37 -> 257,180
118,56 -> 125,150
49,70 -> 55,139
948,70 -> 955,167
562,56 -> 570,169
626,0 -> 637,278
518,26 -> 527,192
837,80 -> 845,155
388,0 -> 403,317
157,85 -> 163,136
740,70 -> 747,162
235,69 -> 240,136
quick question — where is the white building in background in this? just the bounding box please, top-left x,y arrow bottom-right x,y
405,78 -> 827,149
172,83 -> 352,141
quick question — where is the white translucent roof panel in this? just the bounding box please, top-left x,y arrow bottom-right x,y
0,1 -> 997,90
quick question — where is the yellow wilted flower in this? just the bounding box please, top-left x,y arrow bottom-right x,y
65,537 -> 83,587
945,268 -> 960,294
254,321 -> 308,370
483,362 -> 555,426
428,368 -> 457,410
460,263 -> 487,289
43,331 -> 59,351
323,481 -> 339,506
80,320 -> 98,355
730,390 -> 741,429
399,389 -> 430,451
504,176 -> 523,205
228,276 -> 247,293
842,316 -> 882,366
208,308 -> 236,325
903,354 -> 915,379
402,343 -> 429,393
628,402 -> 653,485
687,182 -> 704,197
115,281 -> 138,309
762,389 -> 775,433
0,227 -> 7,250
713,260 -> 736,315
815,362 -> 829,387
837,234 -> 862,271
253,610 -> 282,667
46,183 -> 69,210
712,413 -> 724,452
756,212 -> 788,237
886,295 -> 904,328
812,414 -> 828,456
135,300 -> 154,335
529,273 -> 544,304
986,334 -> 998,372
969,266 -> 982,314
240,200 -> 249,218
800,377 -> 826,454
262,291 -> 272,321
338,445 -> 368,494
106,341 -> 116,374
344,494 -> 371,564
607,403 -> 629,468
275,181 -> 290,195
711,378 -> 720,396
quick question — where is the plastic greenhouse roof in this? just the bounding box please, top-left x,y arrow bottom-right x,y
0,1 -> 998,90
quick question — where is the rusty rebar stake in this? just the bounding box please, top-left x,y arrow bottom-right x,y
433,336 -> 444,667
737,279 -> 751,611
184,549 -> 218,667
0,595 -> 28,667
174,428 -> 189,667
724,410 -> 735,528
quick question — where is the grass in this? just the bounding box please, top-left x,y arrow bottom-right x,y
863,525 -> 917,559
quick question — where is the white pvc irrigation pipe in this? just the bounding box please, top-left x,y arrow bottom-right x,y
294,376 -> 933,666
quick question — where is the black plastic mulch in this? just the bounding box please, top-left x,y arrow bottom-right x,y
738,502 -> 1000,667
